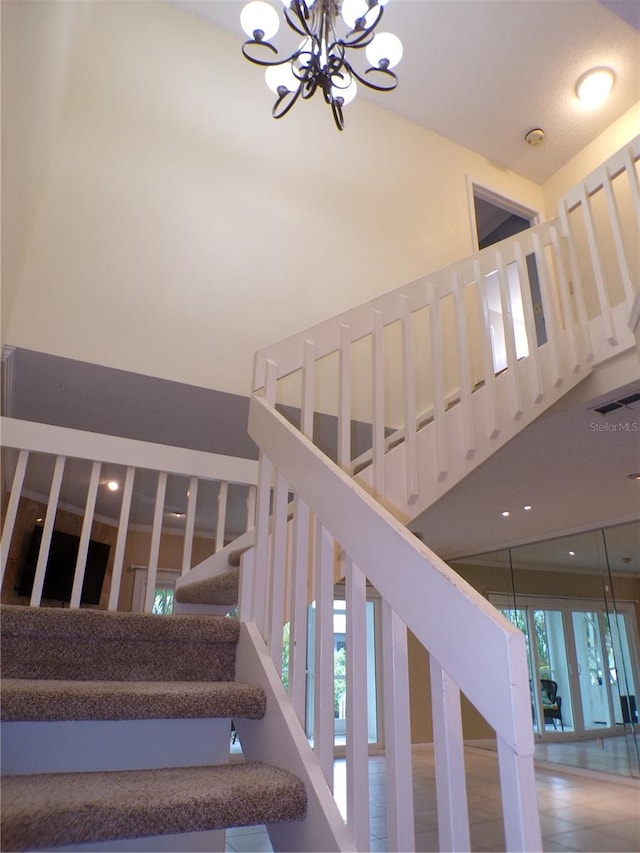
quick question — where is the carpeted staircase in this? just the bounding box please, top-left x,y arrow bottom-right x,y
0,604 -> 307,852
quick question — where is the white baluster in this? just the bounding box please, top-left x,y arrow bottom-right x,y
548,224 -> 581,372
452,271 -> 476,459
531,232 -> 562,387
108,466 -> 134,611
0,449 -> 29,586
253,360 -> 278,635
513,241 -> 544,404
314,519 -> 335,788
558,201 -> 594,362
428,282 -> 448,480
381,600 -> 415,852
495,249 -> 523,421
622,146 -> 640,225
602,165 -> 635,303
181,476 -> 198,575
338,323 -> 352,470
215,480 -> 228,553
267,470 -> 289,663
301,339 -> 316,440
497,736 -> 542,852
289,495 -> 310,724
473,260 -> 500,439
69,460 -> 102,609
400,295 -> 419,501
31,455 -> 65,607
245,484 -> 257,531
579,183 -> 617,346
430,657 -> 470,852
371,309 -> 385,499
144,471 -> 167,613
345,558 -> 370,849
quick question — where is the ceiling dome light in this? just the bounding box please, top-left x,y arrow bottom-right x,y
366,32 -> 403,70
576,67 -> 615,109
106,480 -> 120,492
265,63 -> 299,94
241,1 -> 280,40
341,0 -> 369,29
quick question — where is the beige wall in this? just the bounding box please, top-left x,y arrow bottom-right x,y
408,560 -> 640,744
4,0 -> 545,398
0,0 -> 89,347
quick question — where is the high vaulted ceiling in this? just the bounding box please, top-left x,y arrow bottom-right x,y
174,0 -> 640,183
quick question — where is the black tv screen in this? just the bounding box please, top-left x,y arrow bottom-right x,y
17,526 -> 110,605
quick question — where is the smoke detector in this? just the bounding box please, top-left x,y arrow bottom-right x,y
525,128 -> 545,146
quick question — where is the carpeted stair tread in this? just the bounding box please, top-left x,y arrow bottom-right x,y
175,568 -> 239,606
1,605 -> 239,682
1,761 -> 307,851
0,605 -> 239,643
1,679 -> 266,722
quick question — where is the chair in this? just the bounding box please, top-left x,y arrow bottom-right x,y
540,679 -> 564,730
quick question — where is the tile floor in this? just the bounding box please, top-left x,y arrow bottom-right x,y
225,744 -> 640,852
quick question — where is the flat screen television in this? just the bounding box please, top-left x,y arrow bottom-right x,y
17,525 -> 110,606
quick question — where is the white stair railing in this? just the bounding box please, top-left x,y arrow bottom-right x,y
243,394 -> 541,851
241,137 -> 639,851
253,137 -> 639,521
0,418 -> 258,611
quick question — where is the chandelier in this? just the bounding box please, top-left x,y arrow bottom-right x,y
240,0 -> 403,130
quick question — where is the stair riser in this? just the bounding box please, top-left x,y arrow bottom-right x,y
1,718 -> 231,776
37,829 -> 226,852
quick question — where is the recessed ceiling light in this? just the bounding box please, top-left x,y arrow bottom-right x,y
523,505 -> 532,511
569,550 -> 576,556
628,473 -> 640,481
501,511 -> 510,518
106,480 -> 120,492
576,67 -> 615,109
169,511 -> 186,519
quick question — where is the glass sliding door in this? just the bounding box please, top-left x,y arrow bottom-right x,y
533,609 -> 573,733
305,594 -> 381,750
572,611 -> 612,730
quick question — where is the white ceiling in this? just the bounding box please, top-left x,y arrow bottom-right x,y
173,0 -> 640,183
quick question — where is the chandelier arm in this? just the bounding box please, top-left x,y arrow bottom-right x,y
272,83 -> 305,120
330,98 -> 345,131
349,64 -> 399,93
282,5 -> 313,38
241,39 -> 282,67
342,6 -> 384,48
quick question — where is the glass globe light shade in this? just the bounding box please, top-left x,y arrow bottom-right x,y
366,31 -> 403,69
240,1 -> 280,40
341,0 -> 370,29
575,67 -> 615,109
265,63 -> 300,93
331,75 -> 358,105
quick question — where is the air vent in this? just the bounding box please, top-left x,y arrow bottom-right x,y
592,390 -> 640,416
618,392 -> 640,407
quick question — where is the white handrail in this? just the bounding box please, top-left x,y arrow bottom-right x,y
247,395 -> 541,850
